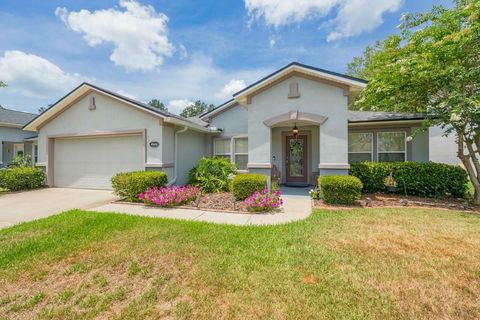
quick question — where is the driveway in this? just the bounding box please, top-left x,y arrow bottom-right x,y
0,188 -> 117,229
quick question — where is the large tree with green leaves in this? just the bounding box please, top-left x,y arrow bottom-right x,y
180,100 -> 215,118
0,81 -> 6,87
148,99 -> 168,112
348,0 -> 480,204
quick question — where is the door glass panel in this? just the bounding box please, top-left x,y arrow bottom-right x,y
289,138 -> 304,177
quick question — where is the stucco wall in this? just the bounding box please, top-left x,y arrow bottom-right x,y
37,92 -> 164,166
176,130 -> 208,185
209,104 -> 247,137
429,125 -> 460,165
248,75 -> 349,168
411,127 -> 429,163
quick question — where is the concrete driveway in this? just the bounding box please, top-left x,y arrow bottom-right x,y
0,188 -> 117,229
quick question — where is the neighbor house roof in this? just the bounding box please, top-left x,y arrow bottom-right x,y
233,62 -> 368,105
0,106 -> 37,128
348,111 -> 425,123
23,82 -> 217,133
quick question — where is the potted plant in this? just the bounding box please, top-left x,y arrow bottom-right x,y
384,173 -> 397,193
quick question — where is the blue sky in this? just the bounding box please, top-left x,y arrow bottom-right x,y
0,0 -> 452,114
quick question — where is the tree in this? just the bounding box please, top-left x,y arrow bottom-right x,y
38,106 -> 46,113
148,99 -> 168,112
180,100 -> 215,118
348,0 -> 480,204
0,81 -> 6,87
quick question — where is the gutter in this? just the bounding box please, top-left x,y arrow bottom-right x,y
167,126 -> 189,186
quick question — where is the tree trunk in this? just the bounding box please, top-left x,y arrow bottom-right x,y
457,132 -> 480,205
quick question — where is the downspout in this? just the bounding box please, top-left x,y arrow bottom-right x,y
167,126 -> 188,186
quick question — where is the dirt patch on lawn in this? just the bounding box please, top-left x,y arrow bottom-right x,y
314,193 -> 480,213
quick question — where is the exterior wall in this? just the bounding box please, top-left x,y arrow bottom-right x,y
248,75 -> 349,173
0,126 -> 35,166
271,125 -> 319,184
429,125 -> 460,165
176,130 -> 208,185
348,124 -> 429,163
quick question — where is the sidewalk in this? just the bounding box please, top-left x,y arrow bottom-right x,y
89,187 -> 312,226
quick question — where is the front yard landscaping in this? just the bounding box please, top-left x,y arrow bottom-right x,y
1,208 -> 479,319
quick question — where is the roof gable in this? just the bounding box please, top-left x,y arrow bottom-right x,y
233,62 -> 367,105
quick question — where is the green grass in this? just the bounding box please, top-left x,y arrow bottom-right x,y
0,208 -> 479,319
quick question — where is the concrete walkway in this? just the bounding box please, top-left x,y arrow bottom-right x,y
90,187 -> 312,226
0,188 -> 117,229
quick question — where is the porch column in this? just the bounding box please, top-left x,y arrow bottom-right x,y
247,118 -> 272,188
0,140 -> 3,167
318,117 -> 350,176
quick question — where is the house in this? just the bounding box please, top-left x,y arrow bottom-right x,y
23,62 -> 431,190
0,106 -> 37,167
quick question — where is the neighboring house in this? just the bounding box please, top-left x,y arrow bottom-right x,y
0,106 -> 37,167
24,62 -> 433,190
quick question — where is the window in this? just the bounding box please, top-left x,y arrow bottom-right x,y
34,144 -> 38,164
213,137 -> 249,170
234,138 -> 248,170
348,133 -> 373,163
214,139 -> 231,160
377,132 -> 406,162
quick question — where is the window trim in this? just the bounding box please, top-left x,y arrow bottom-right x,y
213,135 -> 248,171
376,131 -> 407,162
348,132 -> 373,162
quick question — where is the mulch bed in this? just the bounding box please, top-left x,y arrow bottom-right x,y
313,193 -> 480,212
184,192 -> 249,213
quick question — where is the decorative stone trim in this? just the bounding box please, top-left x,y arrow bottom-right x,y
318,163 -> 350,169
247,163 -> 272,169
263,111 -> 327,127
145,162 -> 174,168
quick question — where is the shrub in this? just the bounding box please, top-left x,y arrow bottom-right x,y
9,155 -> 32,168
319,175 -> 363,205
111,171 -> 168,202
188,157 -> 237,193
0,167 -> 45,191
232,173 -> 267,200
349,162 -> 468,198
139,185 -> 200,207
243,189 -> 283,212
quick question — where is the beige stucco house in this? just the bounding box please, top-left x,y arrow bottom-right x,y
23,62 -> 429,190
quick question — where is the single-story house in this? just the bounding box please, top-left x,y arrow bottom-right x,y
24,62 -> 432,190
0,106 -> 37,167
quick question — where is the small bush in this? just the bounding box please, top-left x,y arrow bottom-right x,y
232,173 -> 267,200
0,167 -> 45,191
111,171 -> 167,202
188,157 -> 237,193
349,162 -> 468,198
319,175 -> 363,205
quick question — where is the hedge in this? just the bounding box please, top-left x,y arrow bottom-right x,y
0,167 -> 45,191
111,171 -> 168,202
319,175 -> 363,205
232,173 -> 267,200
188,157 -> 237,193
349,162 -> 468,198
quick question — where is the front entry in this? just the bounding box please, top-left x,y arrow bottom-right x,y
285,135 -> 308,184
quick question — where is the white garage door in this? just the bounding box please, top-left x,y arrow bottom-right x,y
54,134 -> 144,190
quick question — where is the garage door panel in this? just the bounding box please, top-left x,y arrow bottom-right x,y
54,135 -> 144,190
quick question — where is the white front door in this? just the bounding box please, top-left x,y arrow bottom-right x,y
13,144 -> 24,157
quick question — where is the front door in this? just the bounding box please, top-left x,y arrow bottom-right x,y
285,135 -> 308,184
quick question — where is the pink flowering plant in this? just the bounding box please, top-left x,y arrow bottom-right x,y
243,189 -> 283,212
138,185 -> 200,207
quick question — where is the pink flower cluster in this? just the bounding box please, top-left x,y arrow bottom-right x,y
138,185 -> 200,207
243,189 -> 283,212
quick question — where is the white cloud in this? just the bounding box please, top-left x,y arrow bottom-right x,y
215,79 -> 246,100
0,50 -> 86,98
166,99 -> 194,115
269,36 -> 276,49
245,0 -> 403,41
55,0 -> 174,71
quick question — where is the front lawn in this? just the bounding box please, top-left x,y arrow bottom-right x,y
1,208 -> 479,319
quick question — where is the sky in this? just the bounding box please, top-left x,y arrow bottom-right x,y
0,0 -> 452,115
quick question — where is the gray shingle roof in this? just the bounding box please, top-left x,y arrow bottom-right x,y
348,111 -> 425,123
0,106 -> 37,126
